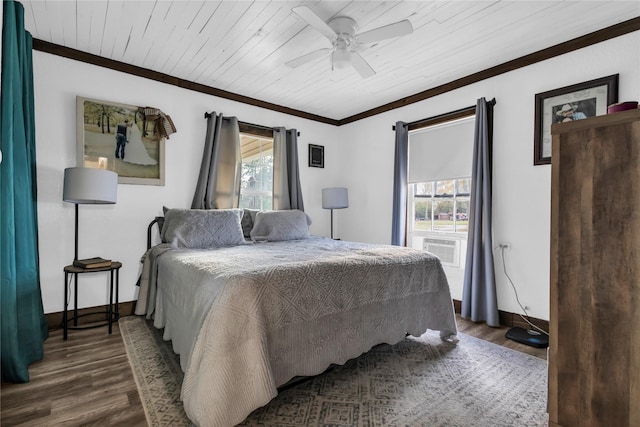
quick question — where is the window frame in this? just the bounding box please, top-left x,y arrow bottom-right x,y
405,107 -> 476,241
409,178 -> 471,236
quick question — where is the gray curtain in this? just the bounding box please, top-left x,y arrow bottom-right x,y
462,98 -> 498,326
273,127 -> 304,211
192,113 -> 241,209
391,121 -> 408,246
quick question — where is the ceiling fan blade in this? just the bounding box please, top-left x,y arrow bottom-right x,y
350,52 -> 376,79
285,48 -> 331,68
356,20 -> 413,44
292,6 -> 336,40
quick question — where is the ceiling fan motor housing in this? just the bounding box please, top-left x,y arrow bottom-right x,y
328,16 -> 358,47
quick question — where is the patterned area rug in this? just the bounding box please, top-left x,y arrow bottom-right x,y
119,316 -> 549,427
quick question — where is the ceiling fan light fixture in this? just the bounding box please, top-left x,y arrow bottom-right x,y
289,7 -> 414,78
332,48 -> 351,70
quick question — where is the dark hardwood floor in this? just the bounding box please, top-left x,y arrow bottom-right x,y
1,322 -> 146,427
455,315 -> 548,359
1,314 -> 547,426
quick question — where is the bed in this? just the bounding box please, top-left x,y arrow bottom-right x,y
135,208 -> 457,427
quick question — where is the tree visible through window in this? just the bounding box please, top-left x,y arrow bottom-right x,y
239,133 -> 273,210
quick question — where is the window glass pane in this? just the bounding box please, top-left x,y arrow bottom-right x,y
435,180 -> 454,196
408,178 -> 470,236
433,199 -> 454,231
456,178 -> 471,195
414,199 -> 432,231
455,199 -> 469,232
239,134 -> 273,210
415,182 -> 433,196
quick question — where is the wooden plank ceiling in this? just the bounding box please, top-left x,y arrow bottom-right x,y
22,1 -> 640,121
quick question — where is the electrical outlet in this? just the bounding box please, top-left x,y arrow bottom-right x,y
499,242 -> 511,250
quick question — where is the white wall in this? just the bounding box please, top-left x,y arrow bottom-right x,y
334,32 -> 640,320
33,51 -> 342,314
34,31 -> 639,320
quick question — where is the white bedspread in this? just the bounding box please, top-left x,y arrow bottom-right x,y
136,236 -> 457,426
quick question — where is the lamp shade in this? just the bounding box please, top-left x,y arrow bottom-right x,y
322,187 -> 348,209
63,167 -> 117,204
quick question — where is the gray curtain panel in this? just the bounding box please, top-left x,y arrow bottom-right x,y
462,97 -> 499,326
273,127 -> 304,211
272,127 -> 289,210
391,121 -> 408,246
192,113 -> 241,209
286,129 -> 304,211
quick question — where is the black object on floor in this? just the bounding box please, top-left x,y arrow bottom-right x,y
505,326 -> 549,348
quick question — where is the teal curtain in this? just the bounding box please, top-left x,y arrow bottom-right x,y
1,0 -> 48,383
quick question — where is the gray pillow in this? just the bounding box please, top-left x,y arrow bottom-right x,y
250,209 -> 312,242
161,208 -> 246,248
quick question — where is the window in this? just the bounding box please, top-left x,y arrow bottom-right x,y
410,178 -> 470,234
406,115 -> 474,269
239,133 -> 273,210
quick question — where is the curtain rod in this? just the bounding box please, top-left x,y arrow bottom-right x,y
392,98 -> 496,131
204,112 -> 300,136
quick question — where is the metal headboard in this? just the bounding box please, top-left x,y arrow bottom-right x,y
147,216 -> 165,250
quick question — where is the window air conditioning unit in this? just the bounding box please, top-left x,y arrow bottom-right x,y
423,238 -> 460,267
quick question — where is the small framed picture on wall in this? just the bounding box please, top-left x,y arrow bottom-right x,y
309,144 -> 324,168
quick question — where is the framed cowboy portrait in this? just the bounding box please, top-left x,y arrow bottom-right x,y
76,96 -> 166,185
533,74 -> 618,165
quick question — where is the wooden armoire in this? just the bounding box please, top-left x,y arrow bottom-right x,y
549,108 -> 640,427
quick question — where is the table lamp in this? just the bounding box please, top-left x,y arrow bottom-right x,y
63,167 -> 117,261
322,187 -> 348,239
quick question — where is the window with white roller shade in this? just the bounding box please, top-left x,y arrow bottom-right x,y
408,116 -> 475,183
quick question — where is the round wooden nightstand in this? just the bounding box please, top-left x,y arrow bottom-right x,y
63,261 -> 122,340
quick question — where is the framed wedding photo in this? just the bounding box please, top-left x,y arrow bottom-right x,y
309,144 -> 324,168
76,96 -> 165,185
533,74 -> 618,165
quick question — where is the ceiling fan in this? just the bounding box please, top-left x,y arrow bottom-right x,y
286,6 -> 413,78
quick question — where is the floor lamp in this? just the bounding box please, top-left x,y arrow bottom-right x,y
63,167 -> 118,261
322,187 -> 348,240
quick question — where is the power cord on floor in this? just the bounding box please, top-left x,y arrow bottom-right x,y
500,245 -> 549,336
